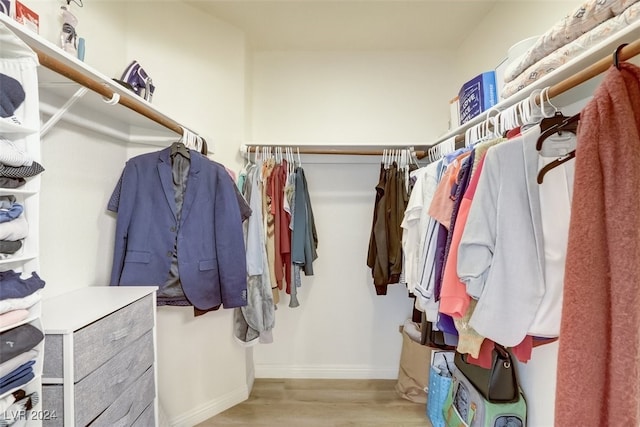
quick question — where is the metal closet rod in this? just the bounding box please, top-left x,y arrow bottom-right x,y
244,145 -> 428,159
35,49 -> 186,136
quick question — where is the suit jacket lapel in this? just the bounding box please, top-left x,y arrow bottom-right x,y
522,125 -> 545,277
157,148 -> 177,220
180,152 -> 201,227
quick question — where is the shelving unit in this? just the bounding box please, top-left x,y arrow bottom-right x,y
0,17 -> 45,427
0,12 -> 203,148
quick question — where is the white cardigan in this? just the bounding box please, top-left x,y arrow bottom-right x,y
457,125 -> 570,347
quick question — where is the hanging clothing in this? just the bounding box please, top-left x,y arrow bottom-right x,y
555,62 -> 640,427
367,162 -> 410,294
284,168 -> 300,307
234,163 -> 275,345
157,150 -> 191,306
261,159 -> 279,304
108,147 -> 248,311
367,164 -> 389,292
291,167 -> 318,276
412,160 -> 444,321
457,125 -> 574,347
401,167 -> 430,294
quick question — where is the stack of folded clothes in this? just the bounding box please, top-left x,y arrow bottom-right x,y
0,323 -> 43,395
0,271 -> 46,401
0,72 -> 44,262
0,72 -> 45,190
0,196 -> 27,260
0,137 -> 44,190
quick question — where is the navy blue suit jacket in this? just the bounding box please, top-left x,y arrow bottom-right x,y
108,147 -> 247,310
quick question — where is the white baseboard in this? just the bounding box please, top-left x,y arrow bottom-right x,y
255,364 -> 399,379
169,385 -> 249,427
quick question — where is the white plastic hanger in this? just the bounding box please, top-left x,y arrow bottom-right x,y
539,87 -> 559,119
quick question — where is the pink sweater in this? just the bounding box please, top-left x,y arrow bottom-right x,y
555,62 -> 640,426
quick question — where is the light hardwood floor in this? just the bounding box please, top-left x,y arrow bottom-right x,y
197,379 -> 432,427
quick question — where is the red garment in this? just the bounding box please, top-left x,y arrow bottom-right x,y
267,165 -> 282,289
278,164 -> 292,293
555,63 -> 640,427
465,336 -> 533,369
506,126 -> 521,139
268,163 -> 290,291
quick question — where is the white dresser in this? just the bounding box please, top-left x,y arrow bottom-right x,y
40,287 -> 157,427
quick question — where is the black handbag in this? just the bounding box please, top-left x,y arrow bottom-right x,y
453,344 -> 519,403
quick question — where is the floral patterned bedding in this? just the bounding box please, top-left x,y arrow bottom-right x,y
501,0 -> 640,99
504,0 -> 639,85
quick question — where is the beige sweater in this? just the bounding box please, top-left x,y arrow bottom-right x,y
555,62 -> 640,426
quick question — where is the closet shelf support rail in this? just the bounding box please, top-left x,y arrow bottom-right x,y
35,49 -> 188,137
40,86 -> 88,138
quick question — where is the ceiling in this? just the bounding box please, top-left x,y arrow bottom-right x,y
184,1 -> 499,50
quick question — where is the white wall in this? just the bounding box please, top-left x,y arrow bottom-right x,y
249,50 -> 457,378
252,50 -> 455,143
29,1 -> 251,426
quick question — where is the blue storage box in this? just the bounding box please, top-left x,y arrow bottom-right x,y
458,71 -> 498,124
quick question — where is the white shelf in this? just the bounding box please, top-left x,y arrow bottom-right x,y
0,311 -> 42,334
432,19 -> 640,147
0,188 -> 38,196
0,13 -> 195,145
0,121 -> 39,136
0,253 -> 37,266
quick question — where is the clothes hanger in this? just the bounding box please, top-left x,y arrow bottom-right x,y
172,127 -> 191,159
536,111 -> 580,183
287,147 -> 294,175
537,151 -> 576,184
613,43 -> 628,69
411,147 -> 418,166
535,88 -> 579,151
536,88 -> 578,148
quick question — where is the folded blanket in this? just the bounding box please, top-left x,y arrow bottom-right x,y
505,0 -> 639,84
502,1 -> 640,99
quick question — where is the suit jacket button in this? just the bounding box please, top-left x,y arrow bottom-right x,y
167,251 -> 172,257
170,226 -> 176,232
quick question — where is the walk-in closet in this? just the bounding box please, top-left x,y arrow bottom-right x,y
0,0 -> 639,426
